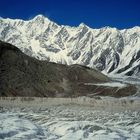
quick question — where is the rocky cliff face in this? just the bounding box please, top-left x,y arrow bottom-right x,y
0,15 -> 140,77
0,41 -> 137,97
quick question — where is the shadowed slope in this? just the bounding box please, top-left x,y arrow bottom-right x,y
0,41 -> 137,97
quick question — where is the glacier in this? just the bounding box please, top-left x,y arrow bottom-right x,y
0,104 -> 140,140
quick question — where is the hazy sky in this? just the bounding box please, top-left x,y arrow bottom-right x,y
0,0 -> 140,29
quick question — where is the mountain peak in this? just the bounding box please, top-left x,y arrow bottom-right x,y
79,23 -> 89,28
33,14 -> 50,22
34,14 -> 45,18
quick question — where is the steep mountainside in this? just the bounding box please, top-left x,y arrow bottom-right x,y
0,15 -> 140,77
0,41 -> 136,97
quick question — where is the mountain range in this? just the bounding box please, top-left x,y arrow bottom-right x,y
0,15 -> 140,77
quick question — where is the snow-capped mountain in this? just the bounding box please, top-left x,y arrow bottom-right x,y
0,15 -> 140,77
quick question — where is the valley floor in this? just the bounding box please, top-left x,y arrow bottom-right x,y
0,97 -> 140,140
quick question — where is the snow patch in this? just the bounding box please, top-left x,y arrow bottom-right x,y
85,82 -> 127,88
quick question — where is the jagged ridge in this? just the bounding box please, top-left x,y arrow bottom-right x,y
0,15 -> 140,77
